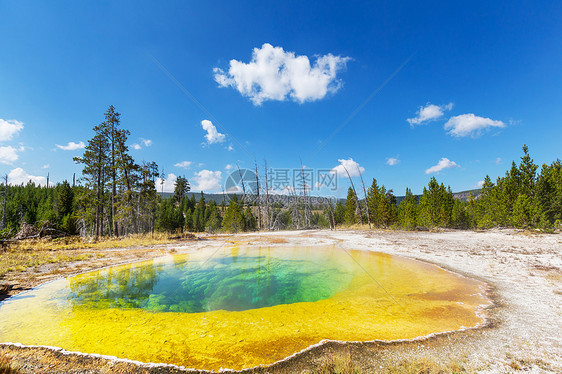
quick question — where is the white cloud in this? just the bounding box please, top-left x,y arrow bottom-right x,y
42,164 -> 50,169
226,185 -> 243,193
331,158 -> 365,177
0,119 -> 24,142
56,141 -> 85,151
214,43 -> 351,105
495,157 -> 502,165
425,158 -> 460,174
225,164 -> 234,170
131,138 -> 152,150
444,114 -> 505,137
0,146 -> 19,164
386,157 -> 400,166
227,144 -> 234,151
192,170 -> 222,192
8,168 -> 47,186
174,161 -> 192,169
407,103 -> 453,126
477,180 -> 485,187
155,173 -> 177,193
201,120 -> 226,144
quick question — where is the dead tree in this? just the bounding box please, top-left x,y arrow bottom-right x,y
357,166 -> 371,229
300,160 -> 311,228
236,163 -> 246,209
1,175 -> 7,230
254,158 -> 262,230
264,160 -> 270,229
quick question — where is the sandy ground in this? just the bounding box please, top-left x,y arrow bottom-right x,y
1,229 -> 561,373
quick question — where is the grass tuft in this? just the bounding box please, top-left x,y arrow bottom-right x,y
0,353 -> 18,374
315,352 -> 363,374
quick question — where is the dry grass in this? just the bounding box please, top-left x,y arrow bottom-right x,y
0,250 -> 94,278
315,352 -> 363,374
0,233 -> 177,279
9,232 -> 175,252
313,353 -> 468,374
0,353 -> 18,374
382,358 -> 467,374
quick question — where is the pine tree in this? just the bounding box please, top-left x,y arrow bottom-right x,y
74,124 -> 110,238
174,176 -> 190,204
398,188 -> 417,229
243,206 -> 257,231
334,200 -> 345,225
344,187 -> 357,225
205,200 -> 222,232
222,196 -> 244,232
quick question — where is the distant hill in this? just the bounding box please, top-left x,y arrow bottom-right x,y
394,188 -> 481,204
160,188 -> 482,205
159,191 -> 228,203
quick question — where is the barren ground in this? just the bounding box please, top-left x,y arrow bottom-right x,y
1,229 -> 561,373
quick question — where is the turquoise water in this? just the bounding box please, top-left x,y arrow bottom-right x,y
67,249 -> 354,313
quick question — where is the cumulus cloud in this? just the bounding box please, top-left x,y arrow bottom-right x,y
331,158 -> 365,177
0,146 -> 19,164
155,173 -> 177,193
386,157 -> 400,166
8,167 -> 47,186
477,180 -> 485,188
192,170 -> 222,192
407,103 -> 453,126
214,43 -> 350,105
444,114 -> 505,137
56,141 -> 85,151
201,120 -> 226,144
225,164 -> 234,170
495,157 -> 502,165
131,138 -> 152,150
42,164 -> 50,169
174,161 -> 192,169
425,158 -> 460,174
0,119 -> 24,142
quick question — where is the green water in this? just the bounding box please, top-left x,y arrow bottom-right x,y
0,245 -> 489,371
67,248 -> 354,313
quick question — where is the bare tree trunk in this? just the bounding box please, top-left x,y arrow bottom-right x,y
300,161 -> 311,228
264,160 -> 270,229
1,175 -> 8,230
254,158 -> 262,230
111,129 -> 117,237
357,166 -> 371,229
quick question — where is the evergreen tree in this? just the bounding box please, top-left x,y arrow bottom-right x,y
222,196 -> 244,232
74,123 -> 110,238
344,187 -> 357,225
243,206 -> 257,231
174,176 -> 190,204
334,200 -> 345,225
205,200 -> 222,232
398,188 -> 417,229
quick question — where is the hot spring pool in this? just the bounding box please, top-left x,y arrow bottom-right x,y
0,245 -> 490,370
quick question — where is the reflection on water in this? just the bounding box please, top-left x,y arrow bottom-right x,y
0,246 -> 490,371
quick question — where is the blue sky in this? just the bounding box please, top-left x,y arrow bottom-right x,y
1,1 -> 561,197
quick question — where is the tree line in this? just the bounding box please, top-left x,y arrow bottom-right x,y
338,145 -> 562,230
1,106 -> 560,238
